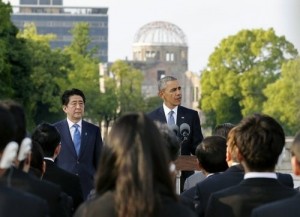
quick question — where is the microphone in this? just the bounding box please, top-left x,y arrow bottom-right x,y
168,124 -> 179,137
180,123 -> 190,140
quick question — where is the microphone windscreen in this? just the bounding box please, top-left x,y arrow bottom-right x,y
0,141 -> 19,169
180,123 -> 190,135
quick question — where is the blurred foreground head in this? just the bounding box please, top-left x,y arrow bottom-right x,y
95,112 -> 176,217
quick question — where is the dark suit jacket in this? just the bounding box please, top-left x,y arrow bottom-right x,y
0,185 -> 48,217
148,105 -> 203,155
194,165 -> 294,217
43,159 -> 84,211
251,193 -> 300,217
74,190 -> 198,217
205,178 -> 298,217
54,119 -> 103,199
1,167 -> 68,217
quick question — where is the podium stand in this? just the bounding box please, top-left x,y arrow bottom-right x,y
174,155 -> 199,194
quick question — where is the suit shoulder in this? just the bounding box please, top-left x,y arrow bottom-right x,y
179,106 -> 198,114
53,120 -> 66,128
83,120 -> 99,129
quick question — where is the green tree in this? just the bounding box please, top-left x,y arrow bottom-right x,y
200,28 -> 298,128
144,96 -> 163,113
263,58 -> 300,135
110,60 -> 144,115
18,23 -> 70,128
63,22 -> 102,125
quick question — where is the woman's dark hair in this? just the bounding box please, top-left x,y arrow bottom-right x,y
95,113 -> 177,217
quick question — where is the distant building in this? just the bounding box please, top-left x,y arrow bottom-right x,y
11,0 -> 108,62
130,21 -> 200,110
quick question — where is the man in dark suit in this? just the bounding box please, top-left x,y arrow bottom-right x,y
0,105 -> 49,217
148,76 -> 203,192
0,185 -> 49,217
32,122 -> 84,212
205,113 -> 297,217
251,131 -> 300,217
194,124 -> 293,217
180,136 -> 228,210
54,88 -> 103,199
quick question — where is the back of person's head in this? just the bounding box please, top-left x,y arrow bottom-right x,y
226,127 -> 239,163
234,113 -> 285,171
95,112 -> 176,217
196,136 -> 228,173
213,123 -> 235,139
0,105 -> 16,152
29,141 -> 45,178
31,122 -> 61,158
154,121 -> 180,161
0,100 -> 26,145
61,88 -> 85,106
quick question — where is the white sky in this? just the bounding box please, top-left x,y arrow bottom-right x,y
4,0 -> 299,73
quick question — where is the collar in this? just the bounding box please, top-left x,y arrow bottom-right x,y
244,172 -> 277,179
43,157 -> 54,162
67,118 -> 82,129
163,104 -> 178,116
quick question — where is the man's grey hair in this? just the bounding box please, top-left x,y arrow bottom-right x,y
158,76 -> 177,91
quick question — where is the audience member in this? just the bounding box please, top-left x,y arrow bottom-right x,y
29,140 -> 73,216
251,131 -> 300,217
0,100 -> 69,217
205,113 -> 297,217
212,122 -> 235,138
74,113 -> 197,217
32,122 -> 83,212
0,104 -> 48,217
53,88 -> 103,199
183,122 -> 235,192
180,136 -> 228,210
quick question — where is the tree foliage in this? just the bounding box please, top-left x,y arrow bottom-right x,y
200,28 -> 298,128
263,58 -> 300,135
18,23 -> 70,127
63,22 -> 103,125
110,60 -> 144,115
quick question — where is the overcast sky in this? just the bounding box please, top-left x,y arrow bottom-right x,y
5,0 -> 299,73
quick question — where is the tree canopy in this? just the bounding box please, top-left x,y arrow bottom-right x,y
200,28 -> 298,128
263,58 -> 300,135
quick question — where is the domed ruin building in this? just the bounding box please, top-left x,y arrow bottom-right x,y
131,21 -> 199,109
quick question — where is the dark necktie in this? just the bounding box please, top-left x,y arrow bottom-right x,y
73,124 -> 81,156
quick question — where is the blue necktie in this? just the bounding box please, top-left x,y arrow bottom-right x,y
168,110 -> 175,125
73,124 -> 81,156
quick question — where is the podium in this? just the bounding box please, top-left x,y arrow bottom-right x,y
174,155 -> 199,194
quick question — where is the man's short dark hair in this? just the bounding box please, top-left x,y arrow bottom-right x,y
31,122 -> 61,157
0,105 -> 16,152
213,123 -> 235,139
234,113 -> 285,171
195,136 -> 228,173
61,88 -> 85,106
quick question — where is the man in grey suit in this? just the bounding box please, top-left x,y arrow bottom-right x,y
148,76 -> 203,192
205,113 -> 297,217
251,131 -> 300,217
54,88 -> 103,199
